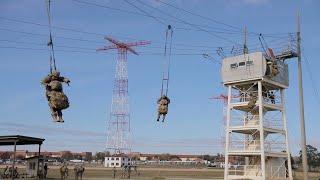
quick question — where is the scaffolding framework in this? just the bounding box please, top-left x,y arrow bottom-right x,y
221,52 -> 295,180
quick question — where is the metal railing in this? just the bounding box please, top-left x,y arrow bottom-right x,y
264,142 -> 286,152
228,165 -> 262,176
228,165 -> 288,178
230,115 -> 283,129
231,91 -> 281,105
229,140 -> 261,151
229,140 -> 286,152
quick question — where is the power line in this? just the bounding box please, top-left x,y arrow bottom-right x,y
123,0 -> 166,26
154,0 -> 246,32
301,44 -> 320,107
0,39 -> 95,51
134,0 -> 240,45
0,26 -> 293,55
0,45 -> 212,56
0,38 -> 218,54
154,0 -> 296,38
70,0 -> 248,34
0,15 -> 294,50
0,27 -> 233,50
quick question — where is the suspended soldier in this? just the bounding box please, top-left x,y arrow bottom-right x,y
41,71 -> 70,122
112,166 -> 117,179
157,95 -> 170,122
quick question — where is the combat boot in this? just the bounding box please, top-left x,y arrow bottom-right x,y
58,116 -> 64,123
52,115 -> 59,122
58,111 -> 64,123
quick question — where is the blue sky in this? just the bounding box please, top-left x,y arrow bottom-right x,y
0,0 -> 319,156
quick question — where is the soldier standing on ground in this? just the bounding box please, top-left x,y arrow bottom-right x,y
112,166 -> 117,179
44,163 -> 48,178
3,166 -> 8,177
157,95 -> 170,122
41,71 -> 70,122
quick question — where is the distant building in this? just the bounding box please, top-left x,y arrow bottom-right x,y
104,154 -> 131,168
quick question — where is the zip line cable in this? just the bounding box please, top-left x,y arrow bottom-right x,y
0,39 -> 217,54
0,45 -> 212,56
0,27 -> 294,56
154,0 -> 247,33
0,28 -> 233,50
161,25 -> 173,96
154,0 -> 296,38
124,0 -> 166,26
71,0 -> 291,37
0,16 -> 295,50
301,43 -> 320,107
70,0 -> 250,34
45,0 -> 57,73
134,0 -> 239,45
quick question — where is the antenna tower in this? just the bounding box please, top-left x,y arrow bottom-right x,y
97,37 -> 150,155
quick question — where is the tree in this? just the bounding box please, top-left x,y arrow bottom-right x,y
16,155 -> 25,160
146,156 -> 152,161
199,155 -> 211,161
61,151 -> 73,161
0,152 -> 12,162
84,154 -> 93,162
131,156 -> 140,161
299,145 -> 320,171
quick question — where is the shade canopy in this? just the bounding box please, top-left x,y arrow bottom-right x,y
0,135 -> 45,146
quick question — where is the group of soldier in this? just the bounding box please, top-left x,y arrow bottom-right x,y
59,163 -> 85,180
1,166 -> 19,179
42,71 -> 172,123
111,165 -> 139,179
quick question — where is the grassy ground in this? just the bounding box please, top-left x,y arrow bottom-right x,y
0,165 -> 319,179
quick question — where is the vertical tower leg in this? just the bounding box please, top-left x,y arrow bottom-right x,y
258,81 -> 266,179
224,85 -> 232,179
281,90 -> 293,179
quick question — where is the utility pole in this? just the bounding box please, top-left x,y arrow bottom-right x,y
297,13 -> 308,180
243,26 -> 248,54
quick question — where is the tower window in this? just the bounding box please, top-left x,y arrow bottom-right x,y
239,62 -> 245,66
230,63 -> 238,68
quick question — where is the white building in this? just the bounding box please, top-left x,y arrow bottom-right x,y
104,154 -> 131,168
25,155 -> 47,178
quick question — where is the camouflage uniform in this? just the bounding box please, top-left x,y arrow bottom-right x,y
112,166 -> 117,178
41,71 -> 70,122
248,93 -> 257,109
74,164 -> 85,180
272,61 -> 279,76
157,95 -> 170,122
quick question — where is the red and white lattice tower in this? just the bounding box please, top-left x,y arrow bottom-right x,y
97,37 -> 150,155
211,94 -> 229,155
210,94 -> 236,167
